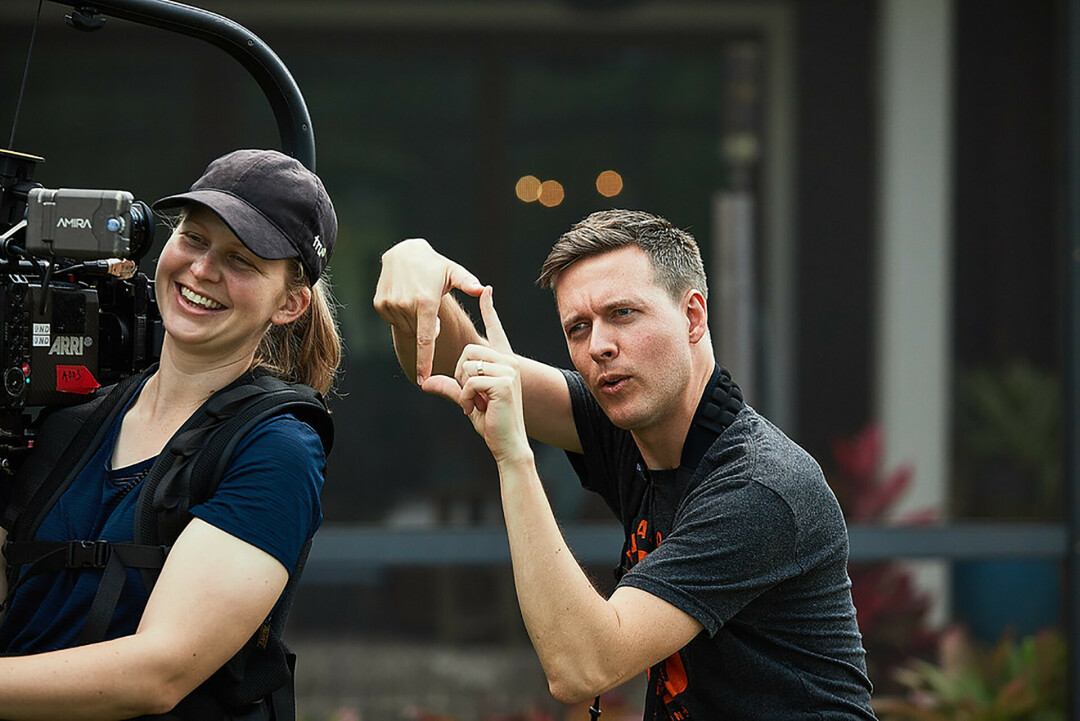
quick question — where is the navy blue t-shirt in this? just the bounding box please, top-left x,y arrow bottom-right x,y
0,388 -> 324,654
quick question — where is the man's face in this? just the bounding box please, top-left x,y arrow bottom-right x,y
554,245 -> 696,433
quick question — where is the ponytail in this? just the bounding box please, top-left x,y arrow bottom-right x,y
256,262 -> 343,397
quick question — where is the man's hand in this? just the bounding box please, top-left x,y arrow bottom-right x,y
422,287 -> 532,465
373,238 -> 484,384
374,238 -> 580,453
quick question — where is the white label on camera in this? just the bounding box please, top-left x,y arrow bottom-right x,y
33,324 -> 49,335
33,335 -> 50,347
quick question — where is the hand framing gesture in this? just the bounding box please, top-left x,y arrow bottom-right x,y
422,286 -> 532,466
373,238 -> 484,384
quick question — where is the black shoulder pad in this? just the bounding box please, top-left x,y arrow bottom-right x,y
133,374 -> 333,550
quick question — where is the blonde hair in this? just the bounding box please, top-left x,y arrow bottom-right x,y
256,260 -> 343,397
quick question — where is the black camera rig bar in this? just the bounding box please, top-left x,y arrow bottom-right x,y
46,0 -> 317,171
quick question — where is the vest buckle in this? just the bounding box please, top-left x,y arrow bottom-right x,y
67,540 -> 110,569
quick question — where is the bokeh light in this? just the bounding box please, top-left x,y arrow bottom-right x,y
515,175 -> 542,202
538,180 -> 565,207
596,170 -> 623,197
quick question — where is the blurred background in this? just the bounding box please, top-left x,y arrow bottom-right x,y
0,0 -> 1072,718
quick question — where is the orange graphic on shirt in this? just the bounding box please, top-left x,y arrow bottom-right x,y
646,651 -> 691,719
625,519 -> 663,566
626,532 -> 647,564
630,520 -> 691,718
660,651 -> 689,700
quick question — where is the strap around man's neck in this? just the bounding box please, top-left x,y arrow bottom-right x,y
679,365 -> 744,474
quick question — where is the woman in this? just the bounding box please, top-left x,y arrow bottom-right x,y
0,149 -> 341,721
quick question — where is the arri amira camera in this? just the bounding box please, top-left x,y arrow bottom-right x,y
0,148 -> 161,473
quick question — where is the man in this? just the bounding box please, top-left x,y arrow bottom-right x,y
374,209 -> 875,719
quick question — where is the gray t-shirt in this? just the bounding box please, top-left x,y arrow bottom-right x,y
563,368 -> 876,719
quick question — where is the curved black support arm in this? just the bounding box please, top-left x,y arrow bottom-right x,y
47,0 -> 316,171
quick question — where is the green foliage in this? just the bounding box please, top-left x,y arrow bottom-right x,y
875,628 -> 1067,721
953,361 -> 1062,519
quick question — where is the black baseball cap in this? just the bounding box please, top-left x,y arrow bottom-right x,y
153,149 -> 336,283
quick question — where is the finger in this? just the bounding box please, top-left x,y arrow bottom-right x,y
460,376 -> 490,415
452,345 -> 473,390
455,344 -> 501,384
463,358 -> 502,379
420,374 -> 463,405
448,262 -> 484,298
414,296 -> 441,384
448,354 -> 495,415
479,286 -> 513,354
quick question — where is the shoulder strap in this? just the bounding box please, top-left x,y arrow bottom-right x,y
0,367 -> 152,633
133,372 -> 332,554
1,370 -> 330,628
679,365 -> 745,476
3,367 -> 152,541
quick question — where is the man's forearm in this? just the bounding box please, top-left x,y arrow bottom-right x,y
497,454 -> 628,703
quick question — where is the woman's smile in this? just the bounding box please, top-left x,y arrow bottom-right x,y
177,283 -> 225,311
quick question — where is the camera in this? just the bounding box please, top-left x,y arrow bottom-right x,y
0,148 -> 162,472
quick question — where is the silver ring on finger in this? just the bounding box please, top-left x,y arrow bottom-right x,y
476,360 -> 485,376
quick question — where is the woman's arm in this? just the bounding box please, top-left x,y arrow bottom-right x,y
0,518 -> 287,720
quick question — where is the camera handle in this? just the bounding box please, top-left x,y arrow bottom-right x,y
46,0 -> 318,171
0,221 -> 29,257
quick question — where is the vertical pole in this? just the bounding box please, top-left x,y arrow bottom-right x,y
876,0 -> 953,521
1066,0 -> 1080,715
875,0 -> 953,624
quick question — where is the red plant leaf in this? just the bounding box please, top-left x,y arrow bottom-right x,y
832,424 -> 883,487
855,463 -> 914,521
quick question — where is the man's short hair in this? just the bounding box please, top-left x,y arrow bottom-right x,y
537,209 -> 708,301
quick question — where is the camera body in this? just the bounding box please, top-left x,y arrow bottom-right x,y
0,150 -> 161,471
25,187 -> 148,260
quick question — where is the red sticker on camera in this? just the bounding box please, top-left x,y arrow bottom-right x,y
56,365 -> 101,394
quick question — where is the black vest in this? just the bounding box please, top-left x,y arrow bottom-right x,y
1,365 -> 333,721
